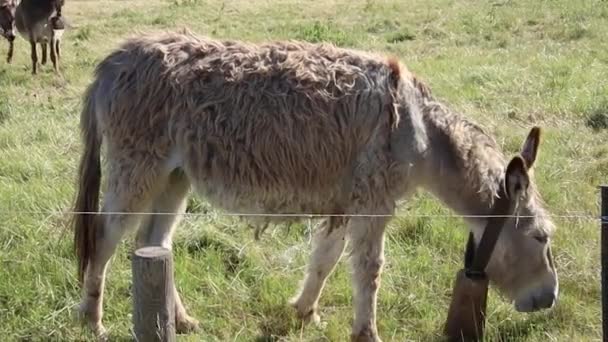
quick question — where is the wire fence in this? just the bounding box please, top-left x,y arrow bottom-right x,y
0,209 -> 601,220
0,209 -> 599,247
0,207 -> 602,296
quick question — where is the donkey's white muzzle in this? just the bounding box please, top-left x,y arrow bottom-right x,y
514,287 -> 557,312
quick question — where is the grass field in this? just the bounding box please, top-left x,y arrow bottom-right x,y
1,0 -> 607,340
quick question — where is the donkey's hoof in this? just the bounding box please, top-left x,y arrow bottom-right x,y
95,327 -> 109,341
176,315 -> 200,334
74,303 -> 106,339
87,321 -> 108,341
290,303 -> 321,326
351,328 -> 381,342
302,310 -> 321,325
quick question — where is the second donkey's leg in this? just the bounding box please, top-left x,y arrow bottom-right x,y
291,219 -> 348,323
135,169 -> 199,333
50,37 -> 60,73
41,42 -> 47,65
29,38 -> 37,74
55,38 -> 61,58
7,40 -> 14,63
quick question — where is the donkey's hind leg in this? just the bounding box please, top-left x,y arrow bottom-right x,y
290,218 -> 348,324
79,159 -> 162,337
135,169 -> 199,334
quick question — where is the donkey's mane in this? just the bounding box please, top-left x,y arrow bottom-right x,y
419,96 -> 553,235
421,98 -> 506,206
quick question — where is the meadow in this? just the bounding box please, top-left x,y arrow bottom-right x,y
0,0 -> 607,340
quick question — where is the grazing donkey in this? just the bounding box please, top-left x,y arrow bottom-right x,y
15,0 -> 64,74
72,31 -> 558,341
0,0 -> 16,63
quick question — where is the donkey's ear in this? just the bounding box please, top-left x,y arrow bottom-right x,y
505,156 -> 529,200
521,126 -> 541,169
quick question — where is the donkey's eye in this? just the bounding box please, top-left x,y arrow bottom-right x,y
533,235 -> 548,244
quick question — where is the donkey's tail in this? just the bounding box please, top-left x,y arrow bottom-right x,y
72,83 -> 102,284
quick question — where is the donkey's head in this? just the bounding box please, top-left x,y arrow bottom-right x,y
483,127 -> 558,312
0,0 -> 16,42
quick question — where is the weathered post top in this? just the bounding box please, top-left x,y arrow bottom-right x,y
134,246 -> 172,259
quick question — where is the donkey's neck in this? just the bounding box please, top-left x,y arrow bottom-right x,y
417,101 -> 507,221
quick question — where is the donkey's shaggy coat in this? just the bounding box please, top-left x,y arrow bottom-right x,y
73,31 -> 557,341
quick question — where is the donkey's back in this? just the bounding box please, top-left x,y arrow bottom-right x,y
87,31 -> 406,216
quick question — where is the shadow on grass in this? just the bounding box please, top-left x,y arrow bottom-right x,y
410,312 -> 547,342
254,302 -> 302,342
183,233 -> 248,276
488,312 -> 551,341
101,332 -> 134,342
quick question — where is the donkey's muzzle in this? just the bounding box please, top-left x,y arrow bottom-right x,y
515,290 -> 556,312
536,291 -> 556,309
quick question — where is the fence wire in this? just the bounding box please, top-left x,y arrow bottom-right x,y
0,209 -> 600,220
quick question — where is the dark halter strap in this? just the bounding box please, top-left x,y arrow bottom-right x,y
464,185 -> 516,280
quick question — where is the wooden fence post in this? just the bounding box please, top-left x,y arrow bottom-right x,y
602,186 -> 608,342
131,246 -> 176,342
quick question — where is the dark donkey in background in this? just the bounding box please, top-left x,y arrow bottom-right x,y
0,0 -> 16,63
15,0 -> 65,74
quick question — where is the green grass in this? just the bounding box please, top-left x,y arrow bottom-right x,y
0,0 -> 606,340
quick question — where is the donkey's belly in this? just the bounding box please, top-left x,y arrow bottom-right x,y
17,21 -> 51,42
190,177 -> 343,222
178,130 -> 354,220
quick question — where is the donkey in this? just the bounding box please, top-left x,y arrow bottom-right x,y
72,31 -> 558,341
0,0 -> 16,63
15,0 -> 64,74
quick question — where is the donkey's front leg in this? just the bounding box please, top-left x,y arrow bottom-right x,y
349,216 -> 388,342
291,218 -> 348,324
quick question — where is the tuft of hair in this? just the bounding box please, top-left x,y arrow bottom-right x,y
386,56 -> 402,89
385,57 -> 403,131
411,73 -> 433,100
